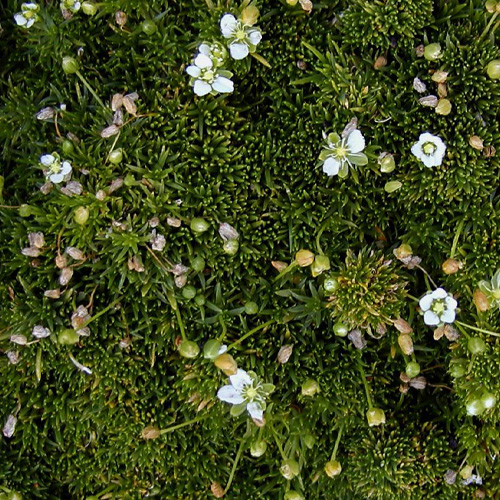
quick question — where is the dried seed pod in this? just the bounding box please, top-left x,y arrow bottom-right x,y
413,77 -> 427,93
299,0 -> 313,13
66,247 -> 85,260
108,177 -> 124,194
55,254 -> 67,269
277,344 -> 294,364
295,249 -> 314,267
252,416 -> 266,427
210,481 -> 224,498
2,414 -> 17,438
44,289 -> 61,299
444,470 -> 457,485
393,243 -> 413,260
484,145 -> 496,158
473,289 -> 490,312
443,324 -> 459,341
219,223 -> 239,241
10,334 -> 27,345
437,83 -> 447,98
113,109 -> 124,126
123,95 -> 137,116
36,107 -> 55,120
101,124 -> 120,138
59,266 -> 74,286
348,329 -> 366,350
167,216 -> 181,227
96,189 -> 106,201
442,258 -> 463,275
433,326 -> 445,341
141,426 -> 161,440
398,334 -> 414,355
374,56 -> 387,69
400,372 -> 411,383
272,260 -> 288,272
415,45 -> 425,57
214,353 -> 238,375
150,232 -> 166,251
469,135 -> 484,150
111,93 -> 124,111
149,217 -> 160,228
419,95 -> 438,107
409,376 -> 427,390
400,383 -> 409,394
175,274 -> 187,288
394,318 -> 412,334
128,256 -> 145,272
115,10 -> 127,27
21,247 -> 41,257
431,70 -> 448,83
119,337 -> 131,349
40,182 -> 54,195
435,98 -> 452,115
71,305 -> 91,330
341,117 -> 358,138
6,351 -> 20,364
28,232 -> 45,248
32,325 -> 51,339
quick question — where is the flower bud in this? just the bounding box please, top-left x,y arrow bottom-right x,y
244,301 -> 259,315
473,289 -> 490,312
241,5 -> 260,26
62,56 -> 79,74
142,20 -> 157,35
323,276 -> 339,293
280,459 -> 300,480
379,153 -> 396,173
61,139 -> 74,155
303,434 -> 316,449
223,240 -> 239,255
295,249 -> 314,267
311,255 -> 330,277
178,340 -> 200,359
424,43 -> 442,61
384,181 -> 402,193
333,322 -> 349,337
481,392 -> 497,409
466,398 -> 485,416
405,362 -> 420,378
74,206 -> 89,225
190,217 -> 209,233
284,492 -> 304,500
286,0 -> 299,4
214,353 -> 238,375
250,440 -> 267,457
431,70 -> 448,83
81,2 -> 97,15
468,337 -> 487,355
58,329 -> 79,345
141,426 -> 161,440
195,294 -> 206,306
366,407 -> 386,426
442,258 -> 462,274
203,339 -> 223,359
109,149 -> 123,164
435,98 -> 452,115
486,0 -> 497,12
301,378 -> 320,396
325,460 -> 342,477
487,59 -> 500,79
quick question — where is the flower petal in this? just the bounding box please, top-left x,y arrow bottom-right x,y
421,154 -> 438,168
14,14 -> 27,26
229,369 -> 252,391
229,42 -> 249,60
424,310 -> 440,326
49,173 -> 64,184
247,402 -> 264,420
217,385 -> 245,404
220,14 -> 238,38
346,129 -> 365,154
26,18 -> 35,28
445,296 -> 458,310
419,293 -> 433,311
212,76 -> 234,93
61,162 -> 72,175
432,288 -> 448,299
411,142 -> 423,160
198,43 -> 211,56
248,30 -> 262,46
40,154 -> 55,166
193,80 -> 212,96
194,53 -> 212,69
217,344 -> 228,355
440,309 -> 456,324
186,65 -> 201,78
323,157 -> 341,176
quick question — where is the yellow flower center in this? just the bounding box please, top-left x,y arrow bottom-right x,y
432,300 -> 445,315
235,29 -> 246,41
246,386 -> 258,399
423,142 -> 436,155
335,145 -> 349,158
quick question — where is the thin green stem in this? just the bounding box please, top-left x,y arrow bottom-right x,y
217,316 -> 227,342
227,320 -> 275,351
223,437 -> 247,495
480,12 -> 498,40
455,322 -> 471,340
356,356 -> 373,409
450,218 -> 465,259
407,293 -> 419,302
315,219 -> 331,255
456,320 -> 500,338
330,423 -> 344,461
81,296 -> 123,329
274,261 -> 298,281
159,414 -> 207,435
270,423 -> 288,461
174,305 -> 186,340
417,265 -> 437,289
75,71 -> 107,109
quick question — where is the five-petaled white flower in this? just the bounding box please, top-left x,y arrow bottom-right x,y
319,129 -> 368,178
40,152 -> 72,184
186,49 -> 234,97
220,13 -> 262,60
14,2 -> 40,28
60,0 -> 81,13
411,132 -> 446,168
419,287 -> 457,326
217,369 -> 274,420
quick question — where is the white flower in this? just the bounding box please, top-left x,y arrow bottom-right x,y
186,49 -> 234,97
411,132 -> 446,168
14,2 -> 40,28
61,0 -> 81,13
217,369 -> 274,420
39,152 -> 72,184
220,13 -> 262,60
319,128 -> 368,178
419,288 -> 457,326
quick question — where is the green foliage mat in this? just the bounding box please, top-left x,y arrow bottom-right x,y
1,0 -> 500,498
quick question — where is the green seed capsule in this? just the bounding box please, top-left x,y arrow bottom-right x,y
191,218 -> 209,234
325,460 -> 342,477
62,56 -> 79,74
244,301 -> 258,315
284,492 -> 304,500
109,149 -> 123,164
182,285 -> 196,300
450,360 -> 467,378
81,2 -> 97,15
142,20 -> 157,35
178,340 -> 199,358
301,379 -> 320,396
366,407 -> 386,426
194,294 -> 206,306
468,337 -> 487,355
58,329 -> 79,345
19,204 -> 34,217
203,339 -> 223,360
191,256 -> 205,272
424,43 -> 442,61
333,322 -> 349,337
481,392 -> 497,409
487,59 -> 500,79
466,398 -> 485,416
74,206 -> 89,225
62,139 -> 74,155
250,440 -> 267,457
323,276 -> 339,293
223,240 -> 239,255
405,362 -> 421,378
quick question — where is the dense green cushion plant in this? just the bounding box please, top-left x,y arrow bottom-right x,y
1,0 -> 500,498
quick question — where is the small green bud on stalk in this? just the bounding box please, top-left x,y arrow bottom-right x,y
468,337 -> 487,355
223,239 -> 239,255
303,434 -> 316,449
244,301 -> 259,314
74,206 -> 90,225
203,339 -> 223,359
109,149 -> 123,164
366,407 -> 386,426
487,60 -> 500,79
178,340 -> 199,358
191,256 -> 205,272
58,329 -> 79,345
280,459 -> 300,480
301,378 -> 320,396
466,398 -> 485,416
284,492 -> 304,500
311,255 -> 330,277
481,392 -> 497,409
393,243 -> 412,260
379,153 -> 396,173
295,249 -> 314,267
194,294 -> 206,306
424,43 -> 442,61
190,218 -> 209,233
182,285 -> 196,300
19,204 -> 35,217
323,276 -> 339,293
435,98 -> 452,115
450,360 -> 467,378
62,139 -> 74,155
324,460 -> 342,477
62,56 -> 79,74
485,0 -> 497,12
405,362 -> 420,378
142,20 -> 157,35
81,1 -> 97,15
333,322 -> 349,337
384,181 -> 402,193
250,440 -> 267,457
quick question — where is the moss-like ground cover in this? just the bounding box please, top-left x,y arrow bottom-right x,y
1,0 -> 500,498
